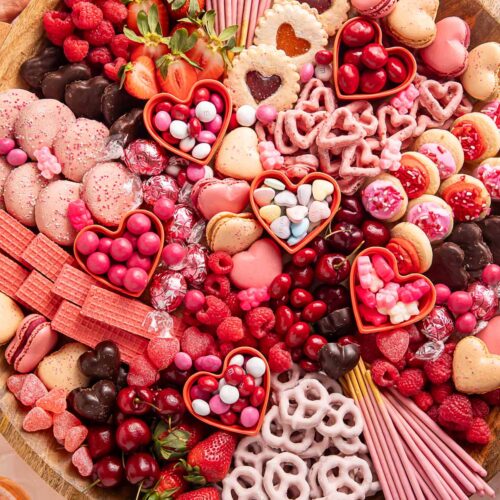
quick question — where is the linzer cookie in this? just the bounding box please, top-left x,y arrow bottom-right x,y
15,271 -> 62,319
0,209 -> 35,261
224,45 -> 300,111
52,264 -> 100,306
20,233 -> 75,281
0,253 -> 29,298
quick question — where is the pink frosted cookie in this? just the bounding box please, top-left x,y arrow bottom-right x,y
475,158 -> 500,201
361,174 -> 408,222
0,158 -> 12,209
14,99 -> 76,159
81,162 -> 143,226
35,180 -> 81,246
53,118 -> 109,182
3,163 -> 50,226
0,89 -> 38,140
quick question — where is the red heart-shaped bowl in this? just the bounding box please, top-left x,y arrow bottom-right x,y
250,171 -> 341,255
74,209 -> 164,298
333,17 -> 417,101
183,347 -> 271,436
144,79 -> 232,166
350,247 -> 436,334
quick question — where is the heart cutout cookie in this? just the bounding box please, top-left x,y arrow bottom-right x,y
453,337 -> 500,394
276,24 -> 311,57
333,17 -> 417,101
144,79 -> 232,166
183,347 -> 271,436
74,209 -> 164,297
250,171 -> 340,254
350,247 -> 436,334
245,71 -> 283,102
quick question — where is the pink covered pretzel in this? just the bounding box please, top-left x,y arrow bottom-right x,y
344,101 -> 379,136
234,435 -> 279,473
377,104 -> 417,146
299,430 -> 331,459
296,78 -> 336,113
263,453 -> 310,500
222,466 -> 267,500
317,108 -> 366,151
284,109 -> 328,150
418,80 -> 464,123
304,371 -> 343,395
317,392 -> 364,439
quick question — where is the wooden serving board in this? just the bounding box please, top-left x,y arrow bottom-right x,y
0,0 -> 499,499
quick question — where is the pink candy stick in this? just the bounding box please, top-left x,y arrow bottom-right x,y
239,0 -> 252,48
236,0 -> 245,45
225,0 -> 232,31
232,0 -> 237,24
257,0 -> 270,18
206,0 -> 212,11
246,0 -> 261,48
217,0 -> 225,32
402,442 -> 440,500
389,389 -> 488,478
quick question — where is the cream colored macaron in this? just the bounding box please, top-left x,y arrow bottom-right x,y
0,292 -> 24,345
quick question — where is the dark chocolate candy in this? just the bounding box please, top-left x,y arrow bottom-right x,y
319,342 -> 360,380
78,340 -> 121,381
101,83 -> 141,126
68,380 -> 117,423
20,46 -> 65,89
109,108 -> 144,147
315,307 -> 355,340
425,242 -> 469,291
41,62 -> 92,102
479,216 -> 500,265
65,76 -> 109,119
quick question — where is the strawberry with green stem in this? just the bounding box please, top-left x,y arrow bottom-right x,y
141,463 -> 187,500
120,54 -> 159,99
166,0 -> 205,21
153,419 -> 205,462
124,0 -> 169,37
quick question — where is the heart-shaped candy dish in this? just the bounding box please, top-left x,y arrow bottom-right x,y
250,170 -> 341,254
350,247 -> 436,333
333,17 -> 417,100
183,347 -> 270,436
144,80 -> 232,166
74,210 -> 164,297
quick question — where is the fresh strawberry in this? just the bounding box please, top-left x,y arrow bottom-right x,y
181,431 -> 237,485
126,0 -> 169,37
124,4 -> 170,61
143,462 -> 188,499
121,55 -> 159,99
155,28 -> 200,99
166,0 -> 205,20
153,419 -> 205,460
177,487 -> 220,500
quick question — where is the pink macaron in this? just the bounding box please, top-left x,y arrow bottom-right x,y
351,0 -> 397,18
0,157 -> 12,210
0,89 -> 38,140
5,314 -> 58,373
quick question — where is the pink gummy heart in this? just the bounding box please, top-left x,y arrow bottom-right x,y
147,337 -> 180,371
181,326 -> 218,360
23,407 -> 53,432
36,388 -> 68,414
376,328 -> 410,363
72,446 -> 93,477
127,354 -> 159,387
64,425 -> 89,453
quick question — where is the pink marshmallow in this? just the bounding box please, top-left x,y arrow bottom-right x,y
372,254 -> 395,282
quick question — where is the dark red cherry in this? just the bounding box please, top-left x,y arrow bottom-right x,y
335,195 -> 365,225
125,452 -> 160,488
93,456 -> 124,488
315,254 -> 351,285
362,220 -> 391,247
327,222 -> 363,254
315,285 -> 349,313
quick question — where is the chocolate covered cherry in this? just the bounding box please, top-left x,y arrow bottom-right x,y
338,64 -> 360,95
361,43 -> 388,70
344,48 -> 363,67
342,19 -> 375,47
386,57 -> 408,83
360,69 -> 387,94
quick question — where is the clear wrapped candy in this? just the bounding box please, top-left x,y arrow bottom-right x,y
150,270 -> 187,312
468,282 -> 498,321
142,175 -> 179,206
124,139 -> 168,176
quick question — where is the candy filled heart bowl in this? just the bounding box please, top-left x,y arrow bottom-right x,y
183,347 -> 271,436
350,247 -> 436,334
144,79 -> 232,166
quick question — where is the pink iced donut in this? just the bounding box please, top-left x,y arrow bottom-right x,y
0,89 -> 38,140
0,158 -> 12,210
3,162 -> 50,226
35,180 -> 81,246
53,118 -> 109,182
14,99 -> 76,159
81,162 -> 143,226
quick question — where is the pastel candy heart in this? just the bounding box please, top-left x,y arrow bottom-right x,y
264,178 -> 286,191
274,190 -> 297,208
270,216 -> 291,239
291,218 -> 310,237
312,179 -> 334,201
297,184 -> 312,206
288,234 -> 306,245
309,200 -> 331,222
259,204 -> 281,224
286,205 -> 308,223
253,187 -> 275,207
196,179 -> 250,219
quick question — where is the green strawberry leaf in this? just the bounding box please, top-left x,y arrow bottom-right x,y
148,4 -> 160,34
118,62 -> 132,89
203,10 -> 216,38
219,25 -> 237,42
123,26 -> 145,44
171,0 -> 186,9
137,9 -> 150,37
188,0 -> 200,17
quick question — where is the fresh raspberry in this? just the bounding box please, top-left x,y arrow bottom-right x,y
370,359 -> 400,388
207,251 -> 233,275
438,394 -> 473,431
101,0 -> 127,24
465,417 -> 491,445
204,274 -> 231,299
110,34 -> 130,58
393,357 -> 407,371
196,295 -> 231,326
423,353 -> 452,384
103,57 -> 126,81
430,382 -> 453,404
235,328 -> 259,348
413,391 -> 433,412
226,292 -> 242,317
87,46 -> 112,66
83,20 -> 115,46
470,398 -> 490,419
268,342 -> 292,373
43,11 -> 75,46
245,307 -> 275,339
72,2 -> 103,30
396,368 -> 425,397
376,328 -> 409,363
181,326 -> 217,360
65,0 -> 91,7
481,389 -> 500,406
259,332 -> 282,357
63,36 -> 90,62
219,342 -> 235,358
427,405 -> 439,421
407,324 -> 424,345
444,342 -> 457,354
358,333 -> 382,364
405,349 -> 424,367
216,317 -> 245,343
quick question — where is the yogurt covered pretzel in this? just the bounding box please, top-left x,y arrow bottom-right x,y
271,363 -> 305,396
295,78 -> 337,113
222,466 -> 267,500
317,392 -> 364,439
332,434 -> 368,456
234,435 -> 279,474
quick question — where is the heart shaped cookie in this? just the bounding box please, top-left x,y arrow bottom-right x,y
250,171 -> 340,254
453,337 -> 500,394
144,80 -> 231,166
333,17 -> 417,101
461,42 -> 500,101
74,209 -> 164,297
183,347 -> 271,436
350,247 -> 436,334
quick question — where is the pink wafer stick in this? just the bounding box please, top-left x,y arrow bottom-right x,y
389,389 -> 488,477
386,394 -> 478,494
236,0 -> 245,46
402,442 -> 439,500
239,0 -> 251,48
231,0 -> 237,25
218,0 -> 225,32
246,0 -> 261,48
257,0 -> 270,18
388,401 -> 469,500
225,0 -> 232,32
206,0 -> 212,10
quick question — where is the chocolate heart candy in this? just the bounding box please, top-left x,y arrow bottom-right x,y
319,342 -> 360,379
20,46 -> 65,89
41,63 -> 92,102
78,340 -> 121,381
68,380 -> 117,423
479,216 -> 500,265
316,307 -> 355,340
245,71 -> 282,102
65,76 -> 109,119
425,242 -> 469,291
109,108 -> 144,148
101,83 -> 141,126
116,364 -> 129,391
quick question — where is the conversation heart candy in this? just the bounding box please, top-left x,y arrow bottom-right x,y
286,205 -> 308,223
259,204 -> 281,224
264,178 -> 286,191
253,187 -> 275,207
297,184 -> 312,206
270,216 -> 291,239
309,200 -> 330,222
312,179 -> 334,201
291,218 -> 310,237
274,190 -> 297,208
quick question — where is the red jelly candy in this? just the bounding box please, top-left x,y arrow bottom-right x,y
22,407 -> 53,432
36,388 -> 68,414
53,411 -> 82,443
7,374 -> 27,399
127,354 -> 160,387
19,374 -> 48,407
72,447 -> 93,477
65,425 -> 89,452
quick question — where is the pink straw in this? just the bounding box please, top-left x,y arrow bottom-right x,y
246,0 -> 261,48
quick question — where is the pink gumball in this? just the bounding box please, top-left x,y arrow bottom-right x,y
162,243 -> 186,266
127,252 -> 152,271
435,284 -> 451,305
0,138 -> 15,155
110,238 -> 134,262
76,231 -> 100,255
153,197 -> 175,221
184,289 -> 206,312
210,93 -> 224,113
137,232 -> 161,256
98,237 -> 113,254
256,104 -> 278,125
87,252 -> 110,275
123,232 -> 137,249
108,264 -> 127,286
126,213 -> 152,235
186,164 -> 205,183
123,267 -> 148,292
